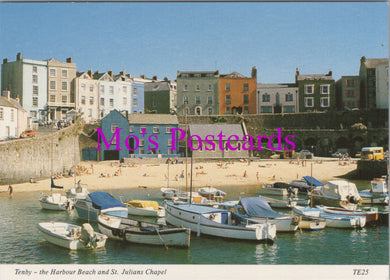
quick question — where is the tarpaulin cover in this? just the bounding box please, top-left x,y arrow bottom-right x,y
50,177 -> 63,189
239,197 -> 285,219
89,192 -> 126,210
303,176 -> 324,187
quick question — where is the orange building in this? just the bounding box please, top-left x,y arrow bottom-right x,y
219,67 -> 257,115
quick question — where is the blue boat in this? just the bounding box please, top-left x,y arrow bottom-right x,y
289,176 -> 324,194
74,192 -> 128,221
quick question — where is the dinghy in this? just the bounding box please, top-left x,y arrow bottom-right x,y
38,222 -> 107,250
39,178 -> 72,211
123,200 -> 165,217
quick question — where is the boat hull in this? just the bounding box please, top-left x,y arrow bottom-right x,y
311,195 -> 358,210
39,194 -> 69,211
298,217 -> 326,231
323,215 -> 366,229
320,206 -> 378,224
38,222 -> 107,250
97,215 -> 190,248
165,202 -> 276,242
75,200 -> 128,221
359,191 -> 389,205
127,206 -> 165,218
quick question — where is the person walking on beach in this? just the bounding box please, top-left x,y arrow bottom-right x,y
256,172 -> 259,181
8,185 -> 13,197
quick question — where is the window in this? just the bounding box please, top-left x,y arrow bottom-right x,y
244,83 -> 249,91
111,124 -> 119,133
243,94 -> 249,104
166,126 -> 171,134
88,109 -> 92,117
283,106 -> 295,113
133,88 -> 137,96
139,147 -> 144,154
80,96 -> 86,105
50,80 -> 56,90
33,86 -> 38,95
100,98 -> 104,106
0,108 -> 3,120
32,97 -> 38,107
61,69 -> 68,78
32,75 -> 38,83
109,86 -> 114,94
81,83 -> 86,91
195,96 -> 200,105
183,96 -> 189,103
89,96 -> 94,105
62,95 -> 67,103
123,86 -> 127,94
133,98 -> 138,106
123,97 -> 127,105
129,125 -> 134,133
168,139 -> 172,146
304,85 -> 314,94
90,85 -> 94,92
153,126 -> 160,134
140,139 -> 145,146
50,95 -> 56,102
320,97 -> 329,107
304,97 -> 314,107
62,81 -> 68,91
261,106 -> 272,113
109,99 -> 114,107
196,85 -> 200,91
195,106 -> 202,115
182,74 -> 189,78
184,85 -> 188,91
33,66 -> 37,73
194,73 -> 201,78
140,126 -> 147,134
50,68 -> 56,77
262,93 -> 270,102
346,90 -> 355,98
100,85 -> 105,94
244,106 -> 249,114
347,80 -> 356,87
321,85 -> 329,94
208,84 -> 212,91
285,93 -> 293,102
207,96 -> 213,105
225,95 -> 231,104
30,111 -> 37,118
226,107 -> 230,115
208,107 -> 213,115
225,84 -> 230,91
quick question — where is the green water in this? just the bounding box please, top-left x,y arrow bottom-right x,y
0,183 -> 388,265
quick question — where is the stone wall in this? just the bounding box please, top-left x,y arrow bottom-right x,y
0,125 -> 80,184
356,160 -> 388,180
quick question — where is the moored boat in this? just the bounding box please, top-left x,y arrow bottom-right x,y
165,201 -> 276,243
289,176 -> 324,194
218,197 -> 299,232
123,200 -> 165,217
359,178 -> 389,205
97,214 -> 190,248
259,182 -> 298,196
310,180 -> 362,210
39,178 -> 72,211
74,192 -> 128,221
66,180 -> 89,200
297,216 -> 326,231
37,222 -> 107,250
317,205 -> 378,224
198,187 -> 227,200
258,195 -> 297,209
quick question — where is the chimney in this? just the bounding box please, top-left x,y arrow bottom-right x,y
140,74 -> 145,79
15,95 -> 20,103
66,57 -> 73,63
94,70 -> 99,76
2,90 -> 10,100
120,70 -> 126,76
295,67 -> 300,83
16,53 -> 22,61
108,70 -> 113,77
3,58 -> 8,64
328,70 -> 332,76
164,77 -> 169,82
251,66 -> 257,79
153,75 -> 158,81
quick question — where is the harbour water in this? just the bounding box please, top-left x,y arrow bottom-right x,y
0,182 -> 388,265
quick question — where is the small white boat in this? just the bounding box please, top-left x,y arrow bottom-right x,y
74,192 -> 128,221
317,206 -> 378,224
165,201 -> 276,243
123,200 -> 165,217
97,214 -> 190,248
359,178 -> 389,205
198,187 -> 227,200
259,182 -> 298,196
38,222 -> 107,250
258,195 -> 297,209
311,180 -> 362,210
66,180 -> 89,200
161,187 -> 186,200
39,178 -> 72,211
218,197 -> 299,232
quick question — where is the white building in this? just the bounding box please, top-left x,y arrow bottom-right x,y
0,91 -> 27,140
1,53 -> 48,120
257,83 -> 299,114
75,70 -> 99,123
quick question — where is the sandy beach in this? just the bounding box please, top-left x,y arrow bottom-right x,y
0,158 -> 357,194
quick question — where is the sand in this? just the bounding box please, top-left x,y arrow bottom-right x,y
0,158 -> 357,194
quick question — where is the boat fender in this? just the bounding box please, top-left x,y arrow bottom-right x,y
209,214 -> 216,220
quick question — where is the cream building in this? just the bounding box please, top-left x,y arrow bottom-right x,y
257,83 -> 299,114
75,70 -> 99,123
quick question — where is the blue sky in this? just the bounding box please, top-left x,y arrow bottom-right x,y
0,2 -> 388,83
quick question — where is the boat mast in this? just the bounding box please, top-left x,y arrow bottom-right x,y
184,101 -> 188,195
310,151 -> 313,208
167,159 -> 170,188
190,152 -> 193,205
50,121 -> 53,195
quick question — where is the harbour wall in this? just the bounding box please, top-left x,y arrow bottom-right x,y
356,160 -> 388,180
0,125 -> 80,185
